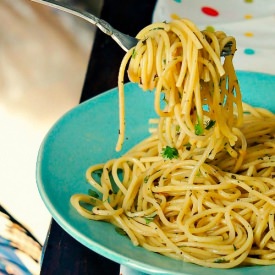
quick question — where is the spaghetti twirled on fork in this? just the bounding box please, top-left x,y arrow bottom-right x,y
71,18 -> 275,268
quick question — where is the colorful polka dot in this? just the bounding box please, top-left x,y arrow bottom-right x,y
244,14 -> 253,19
154,0 -> 275,74
201,6 -> 219,17
244,32 -> 254,37
244,48 -> 255,55
170,13 -> 181,20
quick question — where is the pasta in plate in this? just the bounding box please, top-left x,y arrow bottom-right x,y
71,18 -> 275,268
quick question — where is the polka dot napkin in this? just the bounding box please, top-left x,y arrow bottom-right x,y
152,0 -> 275,75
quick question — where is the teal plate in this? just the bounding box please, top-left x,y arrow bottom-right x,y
37,71 -> 275,275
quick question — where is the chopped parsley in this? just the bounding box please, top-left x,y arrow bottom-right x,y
144,213 -> 157,224
132,48 -> 137,58
195,118 -> 215,135
205,120 -> 216,130
195,115 -> 204,135
214,258 -> 227,263
144,175 -> 149,183
161,146 -> 179,159
195,122 -> 204,135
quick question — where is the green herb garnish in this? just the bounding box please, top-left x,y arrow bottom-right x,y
195,123 -> 204,135
144,213 -> 157,224
132,48 -> 137,58
195,116 -> 204,135
161,146 -> 179,160
214,258 -> 227,263
205,120 -> 216,130
144,175 -> 149,183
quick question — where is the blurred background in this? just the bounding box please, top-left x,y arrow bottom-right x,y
0,0 -> 102,245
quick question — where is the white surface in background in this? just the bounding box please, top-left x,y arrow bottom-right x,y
0,0 -> 95,244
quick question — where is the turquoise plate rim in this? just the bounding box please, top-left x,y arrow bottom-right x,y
36,71 -> 275,275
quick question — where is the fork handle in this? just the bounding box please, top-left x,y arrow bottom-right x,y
31,0 -> 129,50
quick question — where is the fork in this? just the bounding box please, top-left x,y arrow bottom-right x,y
31,0 -> 232,55
31,0 -> 138,51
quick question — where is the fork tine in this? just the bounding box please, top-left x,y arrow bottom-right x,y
221,41 -> 233,57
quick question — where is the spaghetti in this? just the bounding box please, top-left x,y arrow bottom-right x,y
71,18 -> 275,268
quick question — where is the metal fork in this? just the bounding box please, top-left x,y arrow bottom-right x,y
31,0 -> 232,56
31,0 -> 138,51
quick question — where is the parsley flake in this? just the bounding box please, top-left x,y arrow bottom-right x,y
214,258 -> 227,263
144,213 -> 157,224
195,123 -> 204,135
195,116 -> 204,135
161,146 -> 179,159
205,120 -> 216,130
131,48 -> 137,58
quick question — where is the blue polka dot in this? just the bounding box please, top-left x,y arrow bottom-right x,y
244,48 -> 255,55
173,0 -> 182,3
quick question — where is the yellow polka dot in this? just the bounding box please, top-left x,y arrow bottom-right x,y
170,13 -> 180,20
244,14 -> 253,19
244,32 -> 254,37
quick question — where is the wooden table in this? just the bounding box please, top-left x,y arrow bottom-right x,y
40,1 -> 156,274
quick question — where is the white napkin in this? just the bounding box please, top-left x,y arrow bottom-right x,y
153,0 -> 275,75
